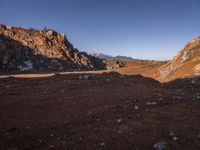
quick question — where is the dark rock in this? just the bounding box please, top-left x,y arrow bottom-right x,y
153,142 -> 167,150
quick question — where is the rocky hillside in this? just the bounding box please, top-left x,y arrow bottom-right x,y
159,37 -> 200,81
0,25 -> 106,71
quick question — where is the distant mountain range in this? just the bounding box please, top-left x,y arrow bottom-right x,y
90,52 -> 137,61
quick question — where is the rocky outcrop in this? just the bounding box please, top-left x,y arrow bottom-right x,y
159,37 -> 200,81
0,25 -> 106,71
103,59 -> 124,69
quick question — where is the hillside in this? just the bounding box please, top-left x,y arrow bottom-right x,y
159,37 -> 200,81
0,25 -> 200,82
0,25 -> 106,71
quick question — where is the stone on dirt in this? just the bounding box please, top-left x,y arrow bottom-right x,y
153,142 -> 167,150
146,101 -> 157,106
78,75 -> 90,80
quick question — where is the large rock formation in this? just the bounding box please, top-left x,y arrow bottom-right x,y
159,37 -> 200,81
0,25 -> 106,71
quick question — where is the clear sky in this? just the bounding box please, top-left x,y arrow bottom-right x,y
0,0 -> 200,60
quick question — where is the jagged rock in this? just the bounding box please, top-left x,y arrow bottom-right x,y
0,24 -> 106,71
104,60 -> 124,69
159,37 -> 200,81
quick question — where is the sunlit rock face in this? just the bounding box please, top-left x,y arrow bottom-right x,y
0,24 -> 106,71
159,37 -> 200,81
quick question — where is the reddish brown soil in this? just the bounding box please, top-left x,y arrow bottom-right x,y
1,72 -> 200,150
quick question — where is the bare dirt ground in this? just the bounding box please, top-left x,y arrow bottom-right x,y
0,60 -> 166,81
1,71 -> 200,150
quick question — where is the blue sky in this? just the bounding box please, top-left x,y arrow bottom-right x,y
0,0 -> 200,60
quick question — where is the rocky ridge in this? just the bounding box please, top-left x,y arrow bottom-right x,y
0,25 -> 106,71
159,37 -> 200,81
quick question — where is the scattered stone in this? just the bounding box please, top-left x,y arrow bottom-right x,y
134,105 -> 139,110
96,118 -> 101,122
175,89 -> 183,92
117,118 -> 122,123
60,89 -> 65,93
88,111 -> 92,115
118,130 -> 122,134
78,76 -> 82,80
70,96 -> 75,100
153,142 -> 167,150
89,89 -> 93,92
5,85 -> 11,88
169,131 -> 179,141
83,75 -> 90,80
156,93 -> 162,97
83,94 -> 88,97
172,136 -> 179,141
194,93 -> 200,100
60,141 -> 66,144
169,131 -> 175,137
136,114 -> 141,118
173,96 -> 185,100
78,75 -> 90,80
100,142 -> 105,146
146,101 -> 157,106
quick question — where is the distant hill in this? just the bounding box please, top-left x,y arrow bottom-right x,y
90,53 -> 113,60
91,52 -> 136,61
